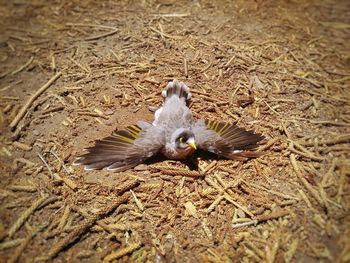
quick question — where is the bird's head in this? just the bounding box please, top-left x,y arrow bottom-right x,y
173,129 -> 197,151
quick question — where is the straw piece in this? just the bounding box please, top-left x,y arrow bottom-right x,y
103,242 -> 141,262
84,28 -> 119,41
290,154 -> 324,208
7,194 -> 49,239
44,193 -> 130,260
10,72 -> 62,129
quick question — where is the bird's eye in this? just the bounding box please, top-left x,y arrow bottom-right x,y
179,137 -> 184,143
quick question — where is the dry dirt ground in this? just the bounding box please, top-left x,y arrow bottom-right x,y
0,0 -> 350,262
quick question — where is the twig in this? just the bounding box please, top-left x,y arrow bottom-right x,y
84,28 -> 119,41
37,153 -> 54,179
293,74 -> 323,88
298,134 -> 350,146
103,242 -> 141,262
0,96 -> 19,100
298,189 -> 314,210
10,71 -> 62,129
248,182 -> 299,201
50,52 -> 55,70
337,165 -> 347,203
42,193 -> 131,261
8,223 -> 48,263
150,27 -> 181,39
154,13 -> 190,17
130,190 -> 144,212
245,240 -> 265,260
290,154 -> 324,209
292,141 -> 322,159
225,55 -> 236,67
232,217 -> 256,224
202,219 -> 213,240
6,194 -> 49,239
201,161 -> 217,175
38,196 -> 61,209
284,238 -> 298,263
48,150 -> 71,175
288,141 -> 325,161
71,206 -> 117,234
57,205 -> 70,231
321,158 -> 337,186
232,220 -> 258,229
8,185 -> 37,193
37,153 -> 77,190
255,209 -> 290,222
41,106 -> 64,115
258,137 -> 279,151
114,179 -> 140,194
12,141 -> 32,151
264,100 -> 282,116
65,23 -> 116,30
291,117 -> 350,127
160,169 -> 203,177
76,111 -> 109,119
14,157 -> 36,167
184,58 -> 188,77
206,195 -> 224,213
41,180 -> 139,260
266,236 -> 280,263
11,56 -> 34,75
204,176 -> 254,217
68,57 -> 90,73
0,239 -> 25,250
224,193 -> 254,218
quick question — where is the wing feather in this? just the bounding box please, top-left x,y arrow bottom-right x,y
193,119 -> 264,159
74,124 -> 164,171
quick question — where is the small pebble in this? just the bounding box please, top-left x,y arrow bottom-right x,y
148,106 -> 158,112
104,109 -> 114,116
149,53 -> 156,62
134,164 -> 148,171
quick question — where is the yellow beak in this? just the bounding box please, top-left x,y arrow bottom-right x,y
188,141 -> 197,150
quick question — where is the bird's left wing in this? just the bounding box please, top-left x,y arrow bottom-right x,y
74,123 -> 164,172
192,119 -> 264,160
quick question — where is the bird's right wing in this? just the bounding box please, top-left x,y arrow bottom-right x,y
74,123 -> 165,172
192,119 -> 264,160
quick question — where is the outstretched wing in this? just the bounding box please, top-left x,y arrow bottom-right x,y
192,119 -> 264,160
74,124 -> 164,172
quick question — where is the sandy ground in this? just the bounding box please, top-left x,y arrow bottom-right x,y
0,0 -> 349,262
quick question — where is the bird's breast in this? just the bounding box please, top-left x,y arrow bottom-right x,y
161,145 -> 195,160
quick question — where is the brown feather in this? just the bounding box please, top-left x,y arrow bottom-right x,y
202,120 -> 264,159
74,124 -> 161,171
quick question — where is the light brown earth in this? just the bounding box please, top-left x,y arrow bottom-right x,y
0,0 -> 349,262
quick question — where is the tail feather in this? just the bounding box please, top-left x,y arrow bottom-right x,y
162,80 -> 191,102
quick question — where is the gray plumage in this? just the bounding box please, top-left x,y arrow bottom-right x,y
74,80 -> 264,171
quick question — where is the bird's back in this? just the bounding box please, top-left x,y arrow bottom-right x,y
153,80 -> 193,131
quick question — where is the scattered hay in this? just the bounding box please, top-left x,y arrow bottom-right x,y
0,0 -> 349,262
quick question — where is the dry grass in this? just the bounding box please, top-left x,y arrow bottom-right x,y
0,0 -> 349,262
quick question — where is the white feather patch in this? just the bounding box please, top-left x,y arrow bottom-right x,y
153,107 -> 163,126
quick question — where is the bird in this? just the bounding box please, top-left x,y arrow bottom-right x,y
74,80 -> 264,172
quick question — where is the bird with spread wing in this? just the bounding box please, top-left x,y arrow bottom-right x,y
74,80 -> 264,172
